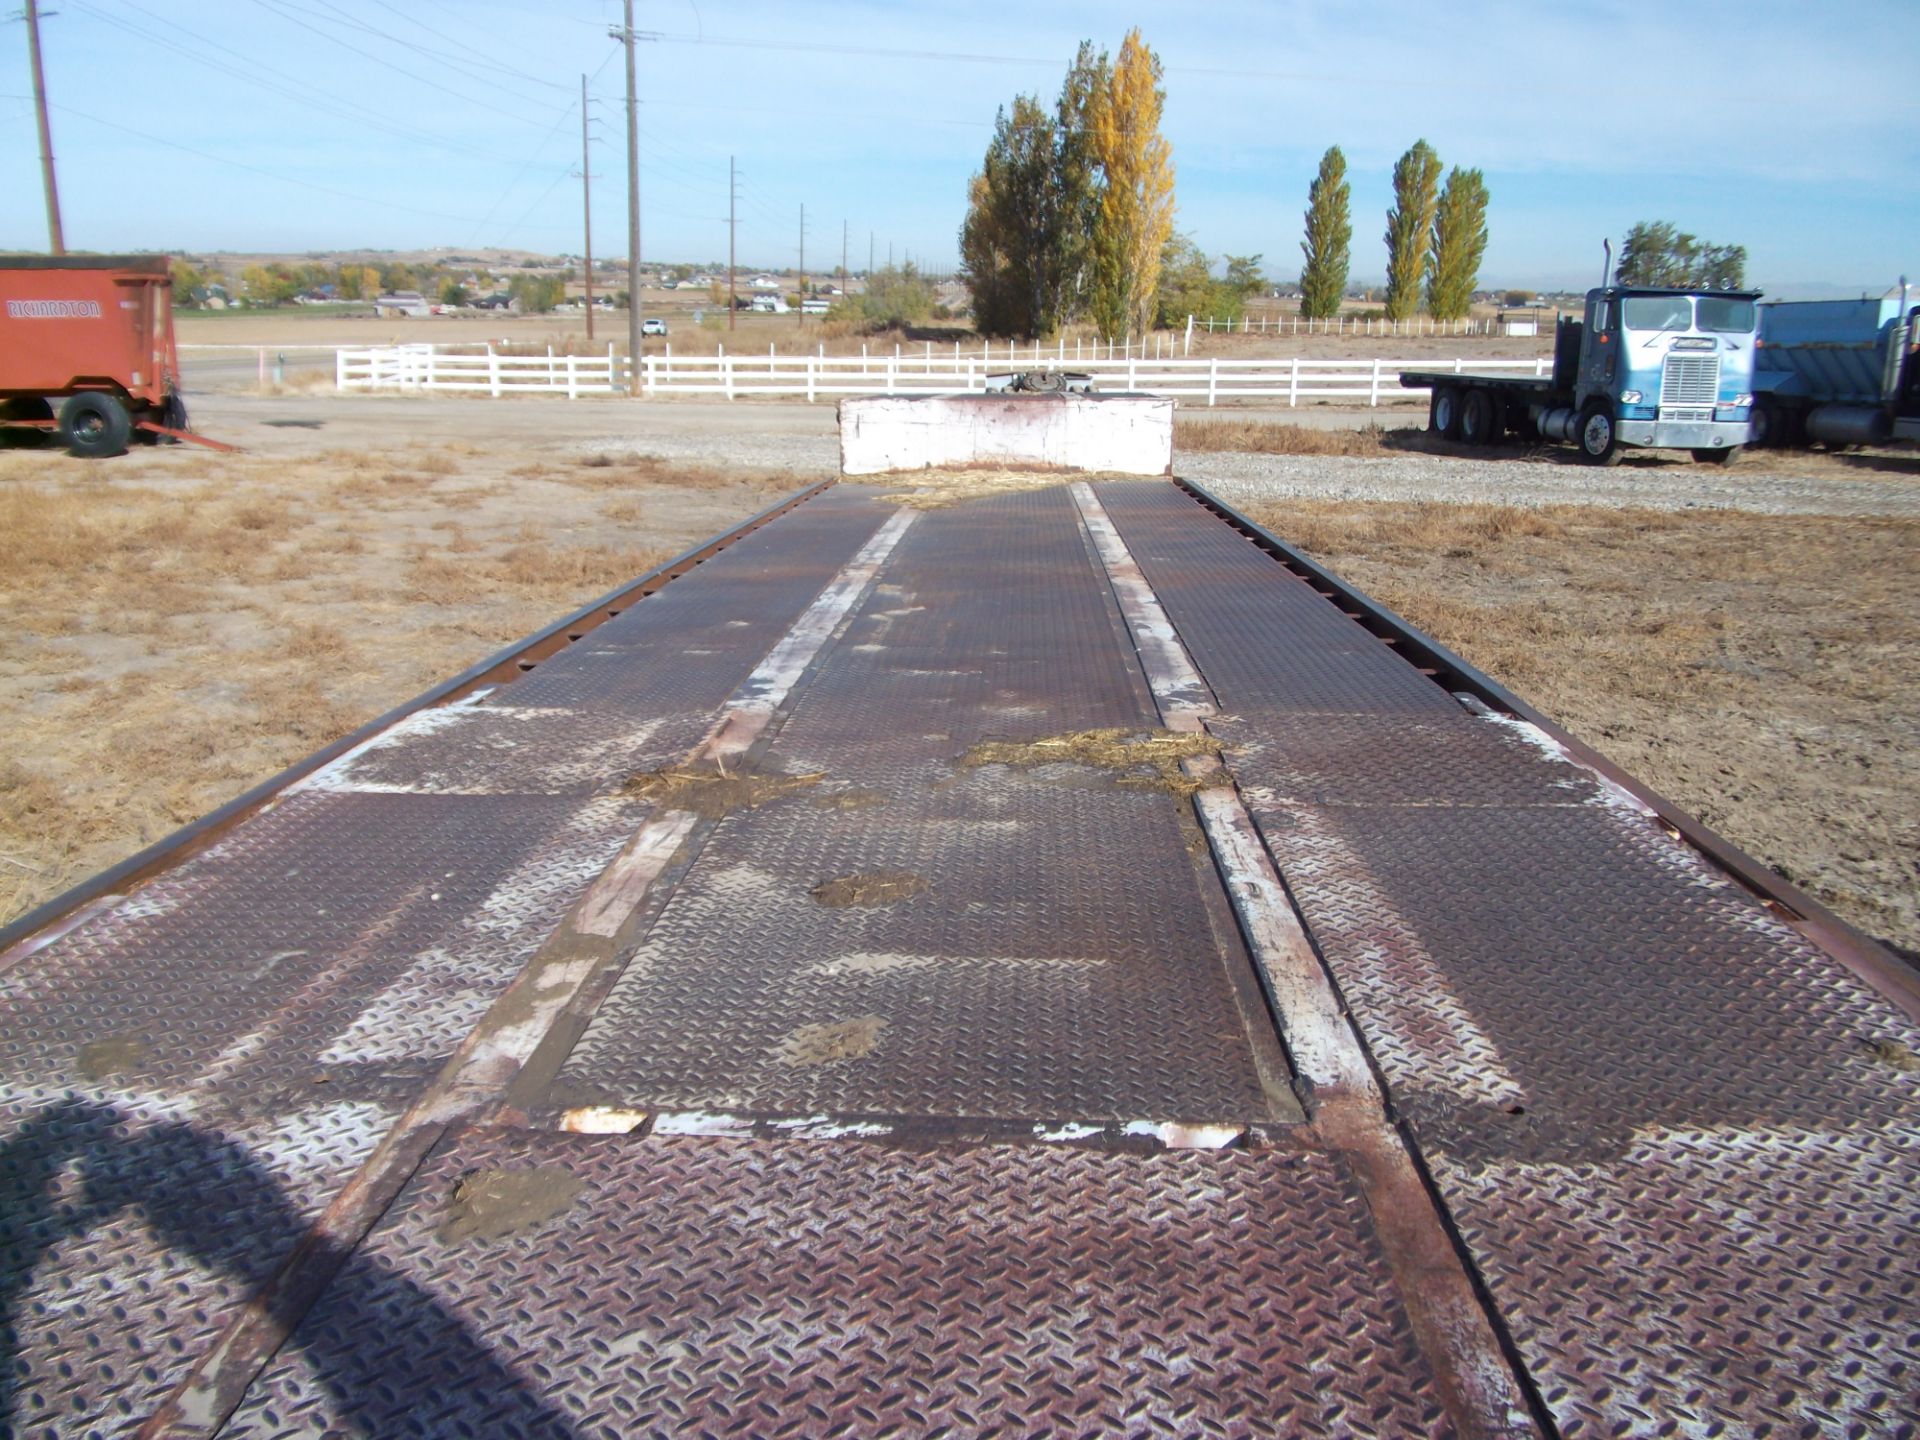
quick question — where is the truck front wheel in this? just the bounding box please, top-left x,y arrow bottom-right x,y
59,392 -> 132,459
1429,386 -> 1463,440
1576,400 -> 1620,466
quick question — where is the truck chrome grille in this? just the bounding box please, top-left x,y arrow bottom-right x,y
1661,353 -> 1720,408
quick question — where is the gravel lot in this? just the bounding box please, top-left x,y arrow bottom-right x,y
1182,449 -> 1920,518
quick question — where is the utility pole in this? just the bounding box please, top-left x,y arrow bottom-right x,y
841,219 -> 848,299
727,155 -> 737,332
25,0 -> 64,254
580,73 -> 594,342
797,202 -> 805,326
618,0 -> 641,394
869,231 -> 874,277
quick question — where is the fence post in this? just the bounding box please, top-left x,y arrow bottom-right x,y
1207,357 -> 1217,406
487,346 -> 501,398
886,353 -> 897,391
806,353 -> 816,404
1370,357 -> 1382,407
608,343 -> 618,393
335,349 -> 346,390
1289,357 -> 1299,408
566,352 -> 579,400
722,346 -> 734,401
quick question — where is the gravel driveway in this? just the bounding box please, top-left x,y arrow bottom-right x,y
1180,451 -> 1920,518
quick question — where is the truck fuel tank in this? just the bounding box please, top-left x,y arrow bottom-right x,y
1805,403 -> 1892,446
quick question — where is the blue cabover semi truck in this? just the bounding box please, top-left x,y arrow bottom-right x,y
1401,284 -> 1759,464
1749,286 -> 1920,448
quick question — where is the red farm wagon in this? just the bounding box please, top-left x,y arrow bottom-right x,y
1,254 -> 230,457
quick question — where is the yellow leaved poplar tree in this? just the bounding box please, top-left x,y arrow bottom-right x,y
1089,29 -> 1175,342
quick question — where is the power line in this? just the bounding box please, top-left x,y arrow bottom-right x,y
16,93 -> 488,225
246,0 -> 556,126
83,0 -> 561,171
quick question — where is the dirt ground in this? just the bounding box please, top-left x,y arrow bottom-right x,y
3,400 -> 1914,968
1244,500 -> 1920,956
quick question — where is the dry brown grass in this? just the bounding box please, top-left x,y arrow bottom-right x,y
1176,418 -> 1394,456
559,453 -> 772,492
1247,498 -> 1920,951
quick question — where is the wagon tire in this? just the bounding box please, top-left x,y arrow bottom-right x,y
1576,399 -> 1621,466
59,392 -> 132,459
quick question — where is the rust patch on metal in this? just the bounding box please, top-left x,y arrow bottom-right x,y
808,871 -> 928,908
622,763 -> 824,818
1863,1036 -> 1919,1071
778,1016 -> 887,1066
960,727 -> 1226,797
438,1166 -> 585,1244
76,1033 -> 150,1078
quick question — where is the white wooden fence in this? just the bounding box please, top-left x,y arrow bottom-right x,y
336,343 -> 1550,407
1200,313 -> 1494,337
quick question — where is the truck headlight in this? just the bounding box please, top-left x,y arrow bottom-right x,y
1619,389 -> 1643,404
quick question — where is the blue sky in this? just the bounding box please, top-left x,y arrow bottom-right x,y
4,0 -> 1917,292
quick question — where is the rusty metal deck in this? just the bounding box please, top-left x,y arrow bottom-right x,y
3,476 -> 1916,1439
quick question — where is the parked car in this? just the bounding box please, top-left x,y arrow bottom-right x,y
641,317 -> 668,335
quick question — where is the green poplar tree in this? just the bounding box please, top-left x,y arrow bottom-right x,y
1383,139 -> 1442,321
1298,146 -> 1351,320
1425,166 -> 1489,321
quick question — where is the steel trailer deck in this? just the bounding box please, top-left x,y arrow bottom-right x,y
2,478 -> 1915,1439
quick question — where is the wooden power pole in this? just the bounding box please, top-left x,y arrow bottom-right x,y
727,155 -> 737,332
620,0 -> 641,393
25,0 -> 64,254
580,73 -> 594,342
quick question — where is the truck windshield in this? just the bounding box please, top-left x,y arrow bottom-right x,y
1622,295 -> 1692,331
1694,296 -> 1755,333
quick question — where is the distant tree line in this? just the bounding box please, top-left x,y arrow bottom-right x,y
960,29 -> 1176,340
165,256 -> 594,310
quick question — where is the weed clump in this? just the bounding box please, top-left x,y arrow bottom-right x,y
961,727 -> 1225,797
622,763 -> 824,817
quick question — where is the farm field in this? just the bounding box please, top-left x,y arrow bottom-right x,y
1,395 -> 1915,961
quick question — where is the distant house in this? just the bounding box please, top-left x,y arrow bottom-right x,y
750,294 -> 790,314
374,292 -> 432,317
749,276 -> 780,292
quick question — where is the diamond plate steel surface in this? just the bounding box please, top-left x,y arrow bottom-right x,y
1094,481 -> 1459,716
0,1092 -> 395,1439
559,488 -> 1289,1122
1213,711 -> 1601,809
491,488 -> 892,712
0,790 -> 640,1102
224,1126 -> 1455,1439
1254,799 -> 1920,1435
296,704 -> 707,797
